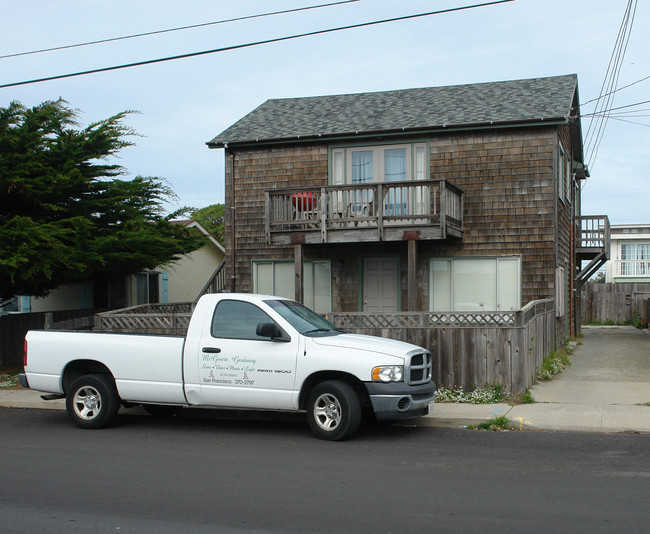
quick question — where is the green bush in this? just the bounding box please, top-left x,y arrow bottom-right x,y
435,384 -> 506,404
535,349 -> 571,381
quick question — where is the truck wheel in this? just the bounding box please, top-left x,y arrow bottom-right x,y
306,380 -> 362,441
66,374 -> 120,429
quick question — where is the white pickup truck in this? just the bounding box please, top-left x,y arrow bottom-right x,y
20,293 -> 435,440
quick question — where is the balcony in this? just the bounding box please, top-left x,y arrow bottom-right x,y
615,260 -> 650,278
576,215 -> 610,284
264,180 -> 463,245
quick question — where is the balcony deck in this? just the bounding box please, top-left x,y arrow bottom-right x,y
576,215 -> 610,283
265,180 -> 463,245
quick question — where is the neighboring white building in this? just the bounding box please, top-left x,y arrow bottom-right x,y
16,220 -> 224,313
605,224 -> 650,283
164,220 -> 225,303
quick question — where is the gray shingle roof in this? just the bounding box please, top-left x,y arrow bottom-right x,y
208,74 -> 578,147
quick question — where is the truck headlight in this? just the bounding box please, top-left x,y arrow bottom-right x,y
372,365 -> 403,382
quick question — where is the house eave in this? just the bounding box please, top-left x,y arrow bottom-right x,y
206,116 -> 568,150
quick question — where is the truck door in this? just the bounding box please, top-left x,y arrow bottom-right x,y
198,299 -> 299,410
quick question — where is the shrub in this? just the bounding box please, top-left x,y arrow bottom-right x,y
435,384 -> 506,404
535,350 -> 570,382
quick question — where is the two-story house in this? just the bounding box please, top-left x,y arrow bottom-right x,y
605,224 -> 650,283
207,74 -> 608,348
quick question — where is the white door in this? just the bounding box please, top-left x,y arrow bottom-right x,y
198,299 -> 299,410
363,257 -> 398,312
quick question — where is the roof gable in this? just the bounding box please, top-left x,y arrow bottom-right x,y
208,74 -> 579,147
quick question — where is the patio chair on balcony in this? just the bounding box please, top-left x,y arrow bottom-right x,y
291,192 -> 319,228
345,190 -> 375,226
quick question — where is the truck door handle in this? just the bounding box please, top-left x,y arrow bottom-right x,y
202,347 -> 221,353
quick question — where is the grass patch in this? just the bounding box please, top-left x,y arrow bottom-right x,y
467,416 -> 514,431
0,368 -> 22,389
435,384 -> 506,404
535,349 -> 571,382
510,389 -> 535,405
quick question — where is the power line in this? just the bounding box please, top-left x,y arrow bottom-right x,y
580,73 -> 650,108
608,116 -> 650,127
0,0 -> 516,89
581,99 -> 650,117
0,1 -> 361,60
584,0 -> 637,170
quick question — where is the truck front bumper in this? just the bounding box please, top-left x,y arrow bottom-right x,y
365,381 -> 436,421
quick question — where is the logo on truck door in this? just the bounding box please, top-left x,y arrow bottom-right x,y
201,354 -> 258,385
201,353 -> 293,386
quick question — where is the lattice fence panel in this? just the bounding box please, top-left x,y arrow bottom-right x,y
96,313 -> 191,335
330,311 -> 517,329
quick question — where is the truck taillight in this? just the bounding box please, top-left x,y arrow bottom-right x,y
23,338 -> 28,368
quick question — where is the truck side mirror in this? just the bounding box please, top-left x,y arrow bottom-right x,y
256,322 -> 290,342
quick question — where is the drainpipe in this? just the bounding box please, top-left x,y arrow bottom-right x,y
227,144 -> 237,293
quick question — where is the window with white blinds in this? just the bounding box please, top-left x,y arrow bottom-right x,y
429,257 -> 521,312
253,260 -> 332,312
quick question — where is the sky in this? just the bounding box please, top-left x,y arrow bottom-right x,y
2,0 -> 649,225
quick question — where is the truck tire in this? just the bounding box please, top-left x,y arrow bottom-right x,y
306,380 -> 362,441
66,374 -> 120,429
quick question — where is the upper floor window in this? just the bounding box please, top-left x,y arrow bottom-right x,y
331,143 -> 428,186
558,145 -> 572,203
619,243 -> 650,276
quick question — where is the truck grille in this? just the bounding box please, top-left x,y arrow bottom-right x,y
407,351 -> 432,385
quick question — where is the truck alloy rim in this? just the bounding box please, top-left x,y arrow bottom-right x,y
313,393 -> 341,430
73,386 -> 102,420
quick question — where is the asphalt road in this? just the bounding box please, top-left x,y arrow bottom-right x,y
1,407 -> 649,534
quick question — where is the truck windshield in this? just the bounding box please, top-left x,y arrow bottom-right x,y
265,300 -> 345,337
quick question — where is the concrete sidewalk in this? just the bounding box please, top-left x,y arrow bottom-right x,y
421,326 -> 650,433
2,326 -> 649,434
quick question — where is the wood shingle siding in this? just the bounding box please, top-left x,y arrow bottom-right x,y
209,74 -> 610,391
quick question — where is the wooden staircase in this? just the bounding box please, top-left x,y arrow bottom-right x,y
576,216 -> 610,284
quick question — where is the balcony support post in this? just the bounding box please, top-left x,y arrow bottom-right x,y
292,235 -> 305,304
405,231 -> 420,311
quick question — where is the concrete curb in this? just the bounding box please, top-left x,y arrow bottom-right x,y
2,389 -> 649,434
3,326 -> 649,434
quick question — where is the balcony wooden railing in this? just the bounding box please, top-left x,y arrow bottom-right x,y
577,215 -> 610,254
265,180 -> 463,245
576,215 -> 610,284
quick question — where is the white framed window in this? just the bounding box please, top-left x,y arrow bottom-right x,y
555,266 -> 566,318
331,143 -> 429,217
566,157 -> 572,201
429,257 -> 521,312
252,260 -> 332,312
558,145 -> 566,202
331,143 -> 428,185
558,145 -> 571,204
620,243 -> 650,276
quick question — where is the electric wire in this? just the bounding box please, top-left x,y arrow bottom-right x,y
0,0 -> 516,89
584,0 -> 637,171
580,73 -> 650,108
0,0 -> 361,60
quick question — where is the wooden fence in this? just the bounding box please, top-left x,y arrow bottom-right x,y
0,309 -> 101,368
95,303 -> 192,335
11,299 -> 556,394
327,299 -> 556,395
581,282 -> 650,325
